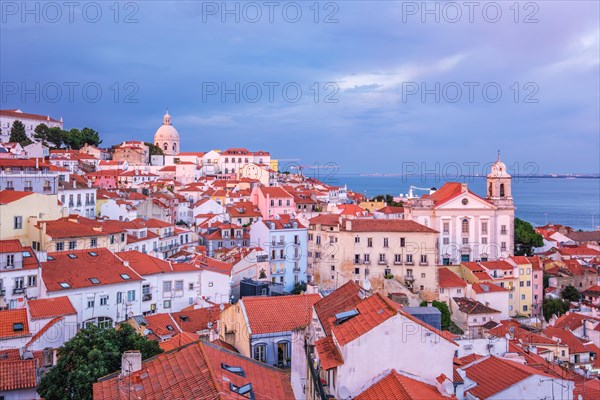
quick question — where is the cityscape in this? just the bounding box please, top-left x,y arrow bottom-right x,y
1,1 -> 599,400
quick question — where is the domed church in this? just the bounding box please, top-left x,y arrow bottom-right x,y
154,111 -> 180,156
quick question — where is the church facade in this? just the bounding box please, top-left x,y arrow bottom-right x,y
405,154 -> 515,264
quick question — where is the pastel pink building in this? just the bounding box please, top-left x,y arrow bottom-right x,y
251,186 -> 295,219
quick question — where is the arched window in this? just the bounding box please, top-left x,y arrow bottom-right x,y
163,143 -> 168,151
253,343 -> 266,363
172,143 -> 176,151
224,168 -> 229,174
500,183 -> 505,197
462,218 -> 469,234
488,183 -> 493,197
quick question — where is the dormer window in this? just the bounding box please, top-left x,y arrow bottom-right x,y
13,323 -> 24,332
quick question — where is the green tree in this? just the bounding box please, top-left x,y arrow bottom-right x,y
561,285 -> 581,302
542,298 -> 570,322
291,281 -> 307,294
514,218 -> 543,256
145,142 -> 164,156
33,123 -> 50,145
47,127 -> 65,148
63,127 -> 101,150
37,323 -> 162,400
9,120 -> 32,146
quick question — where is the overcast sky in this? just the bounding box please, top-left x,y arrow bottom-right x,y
1,1 -> 598,173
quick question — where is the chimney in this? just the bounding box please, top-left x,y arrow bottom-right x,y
72,179 -> 77,189
123,261 -> 130,267
427,302 -> 432,307
461,183 -> 468,193
42,347 -> 54,367
121,350 -> 142,376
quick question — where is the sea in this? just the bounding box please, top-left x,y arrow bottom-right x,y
317,174 -> 600,231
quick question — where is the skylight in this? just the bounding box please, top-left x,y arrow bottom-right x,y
334,309 -> 359,324
22,251 -> 31,257
67,254 -> 77,259
230,383 -> 254,398
166,325 -> 174,331
47,256 -> 54,261
59,282 -> 71,288
222,363 -> 245,377
89,278 -> 100,284
120,274 -> 131,280
13,323 -> 24,332
88,251 -> 98,257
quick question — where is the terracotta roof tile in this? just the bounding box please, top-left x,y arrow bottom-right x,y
453,297 -> 501,315
355,370 -> 446,400
438,268 -> 466,288
242,294 -> 321,334
315,335 -> 344,370
0,309 -> 29,339
314,280 -> 364,335
0,359 -> 37,391
0,190 -> 34,204
341,218 -> 438,233
28,296 -> 76,319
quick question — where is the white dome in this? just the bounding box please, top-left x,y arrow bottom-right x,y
154,112 -> 180,142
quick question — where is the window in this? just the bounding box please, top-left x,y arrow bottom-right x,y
520,281 -> 524,287
354,236 -> 360,243
400,238 -> 405,247
100,296 -> 108,306
175,280 -> 184,291
354,254 -> 360,264
521,294 -> 526,300
188,283 -> 194,290
68,241 -> 77,250
27,275 -> 37,287
120,274 -> 131,280
420,255 -> 428,264
164,300 -> 171,308
116,292 -> 123,304
110,235 -> 115,244
87,298 -> 95,308
13,216 -> 22,229
6,254 -> 14,267
462,237 -> 469,245
394,254 -> 402,263
59,282 -> 70,288
89,277 -> 100,284
443,237 -> 450,245
481,237 -> 488,244
523,305 -> 528,312
421,273 -> 426,278
364,254 -> 370,263
354,267 -> 360,275
481,222 -> 488,234
527,281 -> 531,287
120,233 -> 125,242
443,222 -> 449,234
367,238 -> 373,248
56,242 -> 64,251
462,219 -> 469,234
163,281 -> 172,293
457,288 -> 462,294
253,344 -> 266,363
222,363 -> 246,377
501,242 -> 507,251
501,225 -> 507,235
383,238 -> 389,247
127,290 -> 135,302
90,238 -> 97,248
331,265 -> 335,271
406,254 -> 413,263
379,254 -> 386,263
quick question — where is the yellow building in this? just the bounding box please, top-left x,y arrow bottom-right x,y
508,256 -> 534,317
0,190 -> 63,244
358,201 -> 386,212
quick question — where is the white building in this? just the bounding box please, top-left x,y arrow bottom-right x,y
40,248 -> 144,327
0,109 -> 63,142
153,111 -> 180,156
0,240 -> 42,310
405,154 -> 515,264
58,175 -> 97,218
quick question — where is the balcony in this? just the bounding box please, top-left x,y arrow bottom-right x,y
363,259 -> 371,265
13,287 -> 25,295
4,187 -> 14,191
43,187 -> 52,192
404,275 -> 415,281
24,187 -> 33,192
142,294 -> 152,302
378,260 -> 387,265
393,260 -> 402,265
405,261 -> 414,266
293,267 -> 301,272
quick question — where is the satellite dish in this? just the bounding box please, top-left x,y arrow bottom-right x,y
362,279 -> 372,291
219,303 -> 225,312
339,386 -> 351,400
505,333 -> 511,340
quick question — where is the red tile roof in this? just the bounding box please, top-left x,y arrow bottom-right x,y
423,182 -> 491,208
471,282 -> 508,293
42,248 -> 143,291
331,293 -> 401,346
314,280 -> 364,335
543,327 -> 590,354
28,296 -> 76,319
438,268 -> 466,288
453,297 -> 501,315
242,293 -> 321,334
315,335 -> 344,370
309,214 -> 341,226
259,186 -> 293,198
159,332 -> 200,351
0,309 -> 29,339
0,190 -> 34,204
463,356 -> 556,399
171,305 -> 224,334
0,359 -> 37,392
0,109 -> 61,122
341,218 -> 438,233
0,239 -> 23,253
94,341 -> 294,400
355,370 -> 446,400
144,313 -> 181,339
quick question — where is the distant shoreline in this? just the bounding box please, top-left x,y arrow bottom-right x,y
347,174 -> 600,179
